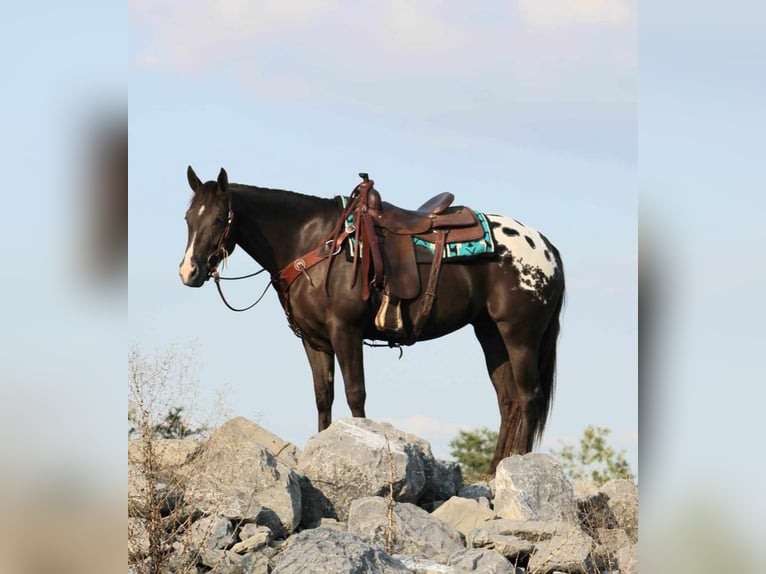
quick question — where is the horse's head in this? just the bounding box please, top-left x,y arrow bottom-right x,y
179,166 -> 236,287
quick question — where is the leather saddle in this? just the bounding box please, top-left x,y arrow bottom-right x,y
351,174 -> 486,338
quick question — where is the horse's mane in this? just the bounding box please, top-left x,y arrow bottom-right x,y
188,181 -> 339,212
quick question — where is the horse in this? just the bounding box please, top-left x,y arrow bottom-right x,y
179,166 -> 565,473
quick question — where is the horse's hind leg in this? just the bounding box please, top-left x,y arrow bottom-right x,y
472,316 -> 516,474
303,340 -> 335,431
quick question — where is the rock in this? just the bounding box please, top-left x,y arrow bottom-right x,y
200,549 -> 245,573
183,418 -> 302,536
297,419 -> 432,521
493,454 -> 577,522
615,542 -> 638,574
577,492 -> 619,536
431,496 -> 495,537
239,523 -> 273,541
467,529 -> 536,561
420,459 -> 463,504
214,416 -> 301,468
189,515 -> 235,550
272,527 -> 410,574
467,519 -> 584,563
526,526 -> 594,574
241,551 -> 272,574
299,474 -> 338,526
457,483 -> 493,501
231,525 -> 272,554
447,548 -> 517,573
348,496 -> 465,563
320,517 -> 348,531
599,480 -> 638,542
596,527 -> 632,554
393,555 -> 457,573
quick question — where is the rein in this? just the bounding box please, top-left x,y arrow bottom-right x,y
207,203 -> 273,313
211,267 -> 271,312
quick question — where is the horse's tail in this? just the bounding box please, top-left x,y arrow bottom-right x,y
535,258 -> 565,446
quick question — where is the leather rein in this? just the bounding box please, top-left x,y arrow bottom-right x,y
207,205 -> 271,312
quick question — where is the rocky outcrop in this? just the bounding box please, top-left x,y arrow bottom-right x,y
272,527 -> 410,574
493,453 -> 578,522
183,418 -> 303,536
348,497 -> 465,562
298,418 -> 461,521
128,416 -> 637,574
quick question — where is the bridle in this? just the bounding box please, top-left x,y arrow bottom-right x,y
205,202 -> 272,312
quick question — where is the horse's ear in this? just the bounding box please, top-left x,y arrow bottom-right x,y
217,168 -> 229,196
187,165 -> 202,192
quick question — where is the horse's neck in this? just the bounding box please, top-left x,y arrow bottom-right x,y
231,186 -> 339,274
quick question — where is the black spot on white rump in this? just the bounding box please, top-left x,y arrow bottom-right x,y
525,235 -> 535,248
502,227 -> 520,237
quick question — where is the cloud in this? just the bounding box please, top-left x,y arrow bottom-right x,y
129,1 -> 636,163
518,0 -> 635,30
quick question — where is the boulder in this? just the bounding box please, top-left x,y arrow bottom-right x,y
298,419 -> 432,521
212,416 -> 301,468
467,519 -> 582,563
526,526 -> 594,574
431,496 -> 495,537
272,527 -> 410,574
183,418 -> 302,536
615,542 -> 638,574
348,496 -> 465,563
493,454 -> 577,522
231,525 -> 272,554
392,555 -> 457,573
420,459 -> 463,504
188,515 -> 235,550
457,483 -> 493,502
447,548 -> 517,573
599,480 -> 638,542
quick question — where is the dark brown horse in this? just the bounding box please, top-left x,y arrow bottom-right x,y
179,166 -> 565,473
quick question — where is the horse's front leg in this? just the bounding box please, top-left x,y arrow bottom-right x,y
329,325 -> 366,418
302,339 -> 336,431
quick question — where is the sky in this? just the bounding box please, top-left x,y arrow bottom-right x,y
129,0 -> 638,471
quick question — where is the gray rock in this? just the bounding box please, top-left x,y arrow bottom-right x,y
232,525 -> 272,554
189,515 -> 235,550
447,548 -> 517,573
467,519 -> 586,563
215,416 -> 301,468
467,529 -> 536,561
272,527 -> 410,574
457,483 -> 492,501
598,480 -> 638,542
393,555 -> 457,573
183,418 -> 302,536
615,542 -> 638,574
239,523 -> 273,541
526,526 -> 594,574
298,419 -> 432,521
493,454 -> 577,522
420,459 -> 463,504
348,496 -> 465,563
596,527 -> 632,553
242,551 -> 272,574
576,491 -> 619,536
431,496 -> 495,537
200,548 -> 245,573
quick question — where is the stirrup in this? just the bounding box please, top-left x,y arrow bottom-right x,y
375,292 -> 404,334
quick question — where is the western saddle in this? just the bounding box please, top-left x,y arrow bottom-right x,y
276,173 -> 486,343
345,174 -> 485,340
